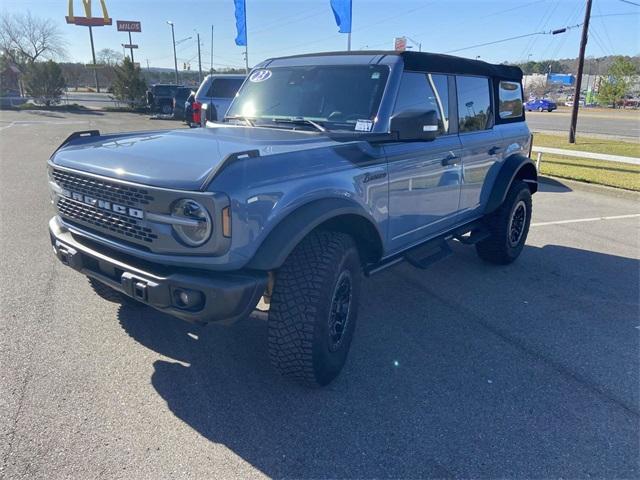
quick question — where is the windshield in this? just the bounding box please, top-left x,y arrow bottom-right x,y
225,65 -> 389,131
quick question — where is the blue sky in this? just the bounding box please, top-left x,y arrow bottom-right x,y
2,0 -> 639,69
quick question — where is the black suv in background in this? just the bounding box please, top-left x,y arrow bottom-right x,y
147,84 -> 184,114
172,87 -> 195,122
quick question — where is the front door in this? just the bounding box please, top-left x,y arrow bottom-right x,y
386,72 -> 462,253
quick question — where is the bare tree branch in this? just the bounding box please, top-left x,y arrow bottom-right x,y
0,11 -> 67,71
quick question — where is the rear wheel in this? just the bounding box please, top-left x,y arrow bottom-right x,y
476,180 -> 532,265
268,231 -> 361,386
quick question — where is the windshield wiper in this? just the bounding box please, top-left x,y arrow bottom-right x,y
272,117 -> 326,132
223,115 -> 255,127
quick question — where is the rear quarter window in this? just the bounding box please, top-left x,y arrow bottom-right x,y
498,81 -> 524,120
456,76 -> 492,133
206,78 -> 244,98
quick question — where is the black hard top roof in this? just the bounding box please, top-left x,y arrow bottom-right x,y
268,50 -> 523,81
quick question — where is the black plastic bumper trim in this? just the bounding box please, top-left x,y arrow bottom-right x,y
49,217 -> 267,324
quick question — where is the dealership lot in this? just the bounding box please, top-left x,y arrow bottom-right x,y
1,109 -> 638,478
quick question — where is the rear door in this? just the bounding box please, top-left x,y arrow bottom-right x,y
208,77 -> 245,120
385,72 -> 463,252
456,75 -> 507,217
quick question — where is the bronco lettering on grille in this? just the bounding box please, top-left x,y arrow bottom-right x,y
62,189 -> 144,219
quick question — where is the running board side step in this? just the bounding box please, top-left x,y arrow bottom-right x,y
404,241 -> 452,270
364,219 -> 488,277
454,227 -> 490,245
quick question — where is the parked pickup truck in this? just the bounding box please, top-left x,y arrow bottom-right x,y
48,51 -> 536,386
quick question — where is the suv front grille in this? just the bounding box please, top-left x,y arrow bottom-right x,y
58,197 -> 158,243
51,169 -> 155,208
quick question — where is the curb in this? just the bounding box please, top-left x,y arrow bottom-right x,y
539,175 -> 640,200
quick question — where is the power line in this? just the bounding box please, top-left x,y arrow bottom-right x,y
619,0 -> 640,6
444,22 -> 583,54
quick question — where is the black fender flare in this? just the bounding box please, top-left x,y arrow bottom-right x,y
246,198 -> 383,271
484,154 -> 538,214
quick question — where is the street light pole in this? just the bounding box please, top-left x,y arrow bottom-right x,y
569,0 -> 592,144
405,36 -> 421,52
196,32 -> 202,83
167,21 -> 179,85
210,25 -> 214,73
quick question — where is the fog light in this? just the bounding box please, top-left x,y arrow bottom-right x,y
172,288 -> 204,309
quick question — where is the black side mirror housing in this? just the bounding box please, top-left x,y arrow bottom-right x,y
389,110 -> 439,141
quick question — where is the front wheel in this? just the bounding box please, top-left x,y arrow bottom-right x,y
476,180 -> 532,265
268,231 -> 361,386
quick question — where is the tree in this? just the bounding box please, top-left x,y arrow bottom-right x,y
23,60 -> 66,106
111,57 -> 147,108
0,11 -> 67,73
598,56 -> 638,108
97,48 -> 123,67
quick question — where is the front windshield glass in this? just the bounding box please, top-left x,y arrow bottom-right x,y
225,65 -> 390,131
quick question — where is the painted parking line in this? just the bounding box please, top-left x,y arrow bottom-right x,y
531,213 -> 640,227
0,120 -> 88,132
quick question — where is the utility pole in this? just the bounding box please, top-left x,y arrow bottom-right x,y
210,25 -> 214,73
347,32 -> 351,51
88,26 -> 100,93
167,21 -> 179,85
197,32 -> 202,83
569,0 -> 592,144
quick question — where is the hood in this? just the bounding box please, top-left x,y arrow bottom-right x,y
51,125 -> 342,190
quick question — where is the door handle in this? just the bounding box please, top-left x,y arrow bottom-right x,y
488,146 -> 502,155
441,154 -> 460,166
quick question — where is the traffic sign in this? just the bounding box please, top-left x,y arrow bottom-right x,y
122,44 -> 138,49
394,37 -> 407,52
117,20 -> 141,32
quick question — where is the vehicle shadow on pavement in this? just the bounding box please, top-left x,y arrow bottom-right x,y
537,177 -> 572,193
117,243 -> 639,478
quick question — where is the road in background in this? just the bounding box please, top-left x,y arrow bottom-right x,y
526,108 -> 640,141
1,109 -> 639,479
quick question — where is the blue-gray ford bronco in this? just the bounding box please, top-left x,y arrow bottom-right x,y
48,51 -> 536,386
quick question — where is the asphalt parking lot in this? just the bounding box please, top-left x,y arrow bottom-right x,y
1,109 -> 639,479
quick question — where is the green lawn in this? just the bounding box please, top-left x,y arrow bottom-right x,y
532,133 -> 640,191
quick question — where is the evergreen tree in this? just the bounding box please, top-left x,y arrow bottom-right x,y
112,57 -> 147,108
23,60 -> 65,106
598,57 -> 637,108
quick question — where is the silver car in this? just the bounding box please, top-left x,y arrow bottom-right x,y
194,74 -> 245,124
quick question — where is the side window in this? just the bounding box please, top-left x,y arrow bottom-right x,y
207,78 -> 244,98
393,72 -> 449,134
456,76 -> 492,132
498,81 -> 523,119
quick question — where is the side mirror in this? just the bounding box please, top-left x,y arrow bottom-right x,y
389,109 -> 439,141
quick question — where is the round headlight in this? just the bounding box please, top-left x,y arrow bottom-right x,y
171,199 -> 212,247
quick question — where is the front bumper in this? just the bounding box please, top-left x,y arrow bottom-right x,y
49,217 -> 267,324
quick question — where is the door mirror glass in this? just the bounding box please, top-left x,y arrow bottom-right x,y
389,110 -> 439,141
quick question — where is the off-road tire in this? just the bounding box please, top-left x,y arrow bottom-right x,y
268,231 -> 361,386
89,277 -> 131,304
476,180 -> 532,265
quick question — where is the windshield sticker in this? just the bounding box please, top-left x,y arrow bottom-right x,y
371,71 -> 380,79
249,69 -> 272,82
355,119 -> 373,132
